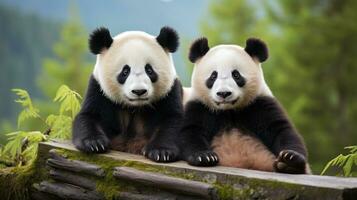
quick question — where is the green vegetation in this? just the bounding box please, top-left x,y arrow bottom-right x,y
0,85 -> 81,167
202,0 -> 357,174
321,145 -> 357,177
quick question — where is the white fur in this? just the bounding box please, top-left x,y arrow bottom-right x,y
93,31 -> 177,106
188,44 -> 272,110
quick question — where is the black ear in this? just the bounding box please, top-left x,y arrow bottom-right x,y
244,38 -> 269,62
189,37 -> 210,63
156,26 -> 179,53
89,27 -> 113,54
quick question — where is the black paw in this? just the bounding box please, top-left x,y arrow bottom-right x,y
274,150 -> 307,174
74,135 -> 110,154
142,146 -> 179,163
186,150 -> 219,167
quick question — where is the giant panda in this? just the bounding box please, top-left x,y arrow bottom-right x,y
72,26 -> 183,163
180,37 -> 310,174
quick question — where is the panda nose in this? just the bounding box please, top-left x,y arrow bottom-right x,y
132,89 -> 147,96
217,91 -> 232,99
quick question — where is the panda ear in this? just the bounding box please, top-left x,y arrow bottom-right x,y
189,37 -> 210,63
89,27 -> 113,55
244,38 -> 269,63
156,26 -> 179,53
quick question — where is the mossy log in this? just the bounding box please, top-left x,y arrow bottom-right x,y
33,181 -> 104,200
28,141 -> 357,200
113,166 -> 218,199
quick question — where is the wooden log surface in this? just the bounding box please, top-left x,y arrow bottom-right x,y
116,192 -> 183,200
49,169 -> 97,190
47,150 -> 105,177
38,141 -> 357,200
113,166 -> 218,200
33,181 -> 104,200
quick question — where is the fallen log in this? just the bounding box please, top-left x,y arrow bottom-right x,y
33,181 -> 104,200
46,150 -> 105,177
113,166 -> 218,200
49,168 -> 97,190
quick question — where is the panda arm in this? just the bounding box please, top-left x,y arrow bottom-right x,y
142,79 -> 184,162
179,101 -> 219,166
242,96 -> 308,173
72,75 -> 119,153
242,96 -> 306,155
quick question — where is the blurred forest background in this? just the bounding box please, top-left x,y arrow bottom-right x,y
0,0 -> 356,174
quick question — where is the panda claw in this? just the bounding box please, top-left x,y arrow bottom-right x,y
289,154 -> 294,160
198,156 -> 202,162
95,145 -> 99,152
90,146 -> 94,152
163,155 -> 167,161
206,155 -> 210,162
156,154 -> 160,161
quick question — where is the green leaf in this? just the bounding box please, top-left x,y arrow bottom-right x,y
53,85 -> 82,118
46,114 -> 72,139
12,88 -> 40,127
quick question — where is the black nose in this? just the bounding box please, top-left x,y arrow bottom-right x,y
217,91 -> 232,99
132,89 -> 147,96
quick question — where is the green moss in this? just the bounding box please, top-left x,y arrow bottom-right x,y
55,149 -> 201,199
0,154 -> 49,200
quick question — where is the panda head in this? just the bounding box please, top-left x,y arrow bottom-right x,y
188,37 -> 271,110
90,26 -> 179,106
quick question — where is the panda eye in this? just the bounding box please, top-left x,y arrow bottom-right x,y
210,71 -> 218,79
122,65 -> 130,76
145,64 -> 153,75
232,70 -> 240,79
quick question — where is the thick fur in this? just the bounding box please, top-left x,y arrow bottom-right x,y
189,37 -> 210,63
244,38 -> 269,62
92,31 -> 177,105
89,27 -> 113,54
182,37 -> 309,174
156,26 -> 179,53
73,27 -> 183,163
73,76 -> 184,162
180,98 -> 309,173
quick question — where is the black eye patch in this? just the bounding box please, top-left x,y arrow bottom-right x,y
206,71 -> 218,89
117,65 -> 131,84
145,64 -> 158,83
232,69 -> 246,87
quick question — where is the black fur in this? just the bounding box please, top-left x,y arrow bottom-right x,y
244,38 -> 269,62
232,70 -> 246,87
145,64 -> 158,83
89,27 -> 113,54
156,26 -> 179,53
205,71 -> 217,89
180,96 -> 308,173
73,75 -> 184,163
189,37 -> 210,63
117,65 -> 131,84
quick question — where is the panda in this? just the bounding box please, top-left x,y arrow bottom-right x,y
72,26 -> 183,163
180,37 -> 310,174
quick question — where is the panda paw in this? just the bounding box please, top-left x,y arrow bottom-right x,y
74,135 -> 110,154
274,150 -> 307,174
187,150 -> 219,167
142,146 -> 179,163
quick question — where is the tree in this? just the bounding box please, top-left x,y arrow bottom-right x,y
202,0 -> 357,173
37,10 -> 92,99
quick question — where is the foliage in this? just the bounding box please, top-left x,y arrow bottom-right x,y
321,146 -> 357,177
11,89 -> 40,128
37,9 -> 92,99
202,0 -> 357,173
0,85 -> 81,167
0,4 -> 59,123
